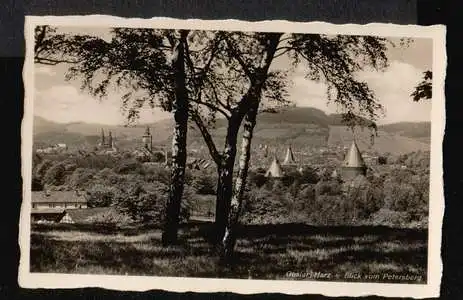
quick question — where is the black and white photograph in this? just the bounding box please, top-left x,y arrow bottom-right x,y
20,16 -> 446,298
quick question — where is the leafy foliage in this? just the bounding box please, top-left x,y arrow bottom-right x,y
411,71 -> 432,102
43,162 -> 66,186
86,184 -> 118,207
113,181 -> 191,225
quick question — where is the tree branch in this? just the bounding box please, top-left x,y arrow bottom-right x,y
224,37 -> 253,80
273,46 -> 293,59
191,98 -> 231,118
34,57 -> 81,65
190,112 -> 222,165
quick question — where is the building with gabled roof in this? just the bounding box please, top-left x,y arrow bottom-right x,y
340,140 -> 367,181
59,207 -> 114,224
30,190 -> 88,222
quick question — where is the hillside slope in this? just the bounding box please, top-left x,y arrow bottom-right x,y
328,126 -> 430,155
379,122 -> 431,144
33,107 -> 431,155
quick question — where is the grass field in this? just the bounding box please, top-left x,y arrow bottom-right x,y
30,222 -> 427,284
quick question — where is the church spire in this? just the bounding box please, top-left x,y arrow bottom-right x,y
283,145 -> 296,165
265,155 -> 283,178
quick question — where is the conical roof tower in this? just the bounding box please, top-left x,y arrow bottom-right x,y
283,145 -> 296,165
340,140 -> 367,180
265,156 -> 284,178
342,140 -> 366,168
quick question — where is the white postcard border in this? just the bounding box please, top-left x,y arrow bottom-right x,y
20,15 -> 446,299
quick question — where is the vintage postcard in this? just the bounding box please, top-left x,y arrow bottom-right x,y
20,15 -> 446,298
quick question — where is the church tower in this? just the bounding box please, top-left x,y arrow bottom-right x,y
100,129 -> 105,147
142,126 -> 153,152
107,131 -> 113,148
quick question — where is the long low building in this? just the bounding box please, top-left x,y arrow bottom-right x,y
31,191 -> 88,222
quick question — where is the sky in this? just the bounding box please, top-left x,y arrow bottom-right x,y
33,29 -> 433,125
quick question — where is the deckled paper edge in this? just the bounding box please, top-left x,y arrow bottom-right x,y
19,15 -> 447,299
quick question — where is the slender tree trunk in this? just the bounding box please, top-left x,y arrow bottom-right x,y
218,34 -> 281,261
214,119 -> 240,243
221,99 -> 259,262
162,30 -> 189,246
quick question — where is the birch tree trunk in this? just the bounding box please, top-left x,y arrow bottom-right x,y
218,33 -> 282,261
162,30 -> 189,246
221,99 -> 259,261
214,119 -> 240,243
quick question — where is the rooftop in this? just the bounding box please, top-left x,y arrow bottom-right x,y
31,191 -> 87,204
31,208 -> 65,214
63,207 -> 115,223
342,141 -> 366,168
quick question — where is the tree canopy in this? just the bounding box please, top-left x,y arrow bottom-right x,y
411,70 -> 432,102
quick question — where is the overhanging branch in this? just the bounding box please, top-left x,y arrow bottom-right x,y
190,112 -> 222,165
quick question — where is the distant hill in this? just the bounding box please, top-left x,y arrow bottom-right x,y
379,122 -> 431,143
32,107 -> 431,155
328,126 -> 429,155
33,116 -> 66,135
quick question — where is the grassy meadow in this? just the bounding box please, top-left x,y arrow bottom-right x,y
30,222 -> 427,283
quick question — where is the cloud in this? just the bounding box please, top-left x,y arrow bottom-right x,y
358,61 -> 431,124
288,61 -> 431,124
34,85 -> 170,125
35,66 -> 57,76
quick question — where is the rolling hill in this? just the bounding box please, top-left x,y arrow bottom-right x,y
378,122 -> 431,144
32,107 -> 431,155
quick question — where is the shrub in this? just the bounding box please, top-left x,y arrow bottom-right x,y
43,162 -> 66,186
309,194 -> 349,225
345,176 -> 383,219
298,167 -> 320,184
31,176 -> 43,191
369,208 -> 412,227
86,184 -> 119,207
35,159 -> 53,179
74,154 -> 118,170
248,171 -> 267,188
241,187 -> 290,224
142,163 -> 171,185
377,156 -> 387,165
152,151 -> 166,163
85,209 -> 134,225
114,160 -> 142,174
315,179 -> 342,196
114,181 -> 191,225
192,172 -> 217,195
67,168 -> 96,189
